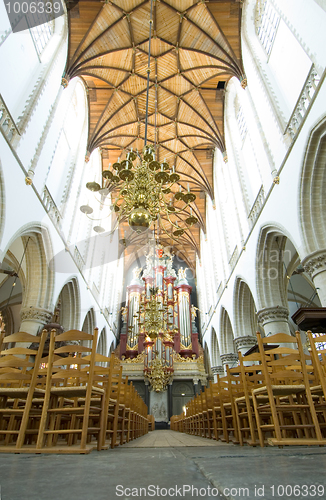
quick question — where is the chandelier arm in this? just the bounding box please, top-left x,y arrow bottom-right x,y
92,195 -> 114,208
160,194 -> 191,218
158,217 -> 199,253
164,203 -> 191,217
163,213 -> 183,230
158,219 -> 186,242
85,214 -> 112,222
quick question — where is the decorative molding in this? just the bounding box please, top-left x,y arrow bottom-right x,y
248,185 -> 265,228
42,186 -> 62,226
220,352 -> 238,366
257,306 -> 289,325
302,250 -> 326,279
16,18 -> 68,139
211,365 -> 225,375
20,307 -> 53,325
74,245 -> 85,272
229,245 -> 239,270
285,65 -> 320,140
0,94 -> 20,144
26,87 -> 63,182
234,335 -> 257,351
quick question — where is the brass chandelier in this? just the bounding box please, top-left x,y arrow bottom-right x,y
130,285 -> 178,341
83,147 -> 198,237
80,0 -> 198,240
144,357 -> 173,393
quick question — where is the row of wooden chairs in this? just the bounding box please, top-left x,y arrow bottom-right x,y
0,328 -> 149,453
171,331 -> 326,447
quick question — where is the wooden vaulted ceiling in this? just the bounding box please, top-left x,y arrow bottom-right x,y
65,0 -> 244,269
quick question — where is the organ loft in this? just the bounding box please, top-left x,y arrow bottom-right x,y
117,244 -> 207,424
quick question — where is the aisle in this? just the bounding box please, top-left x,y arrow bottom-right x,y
121,429 -> 225,447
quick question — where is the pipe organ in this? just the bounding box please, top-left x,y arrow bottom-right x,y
119,245 -> 206,422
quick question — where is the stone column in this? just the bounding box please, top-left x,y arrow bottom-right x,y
234,335 -> 257,356
211,365 -> 224,382
302,250 -> 326,306
220,353 -> 238,370
257,306 -> 291,337
20,307 -> 53,336
193,378 -> 201,395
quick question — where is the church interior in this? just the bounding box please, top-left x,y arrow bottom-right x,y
1,0 -> 326,496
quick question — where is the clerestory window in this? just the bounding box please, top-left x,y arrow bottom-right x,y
256,0 -> 280,56
30,17 -> 54,56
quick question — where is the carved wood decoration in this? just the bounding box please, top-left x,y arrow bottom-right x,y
65,0 -> 243,267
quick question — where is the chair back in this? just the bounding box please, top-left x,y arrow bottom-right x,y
0,331 -> 47,390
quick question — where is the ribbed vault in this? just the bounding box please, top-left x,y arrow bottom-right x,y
65,0 -> 244,267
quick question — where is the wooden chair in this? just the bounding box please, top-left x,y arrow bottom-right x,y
36,328 -> 104,454
306,331 -> 326,435
0,332 -> 4,353
0,330 -> 47,451
211,370 -> 241,443
99,360 -> 125,449
185,396 -> 195,434
208,379 -> 225,441
148,414 -> 155,431
234,351 -> 266,446
193,393 -> 203,436
201,387 -> 212,439
224,366 -> 243,443
203,384 -> 214,439
252,332 -> 325,447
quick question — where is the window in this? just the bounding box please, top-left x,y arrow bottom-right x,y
30,18 -> 54,55
256,0 -> 280,56
311,333 -> 326,351
237,105 -> 248,143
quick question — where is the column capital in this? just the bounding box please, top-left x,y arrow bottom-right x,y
234,335 -> 257,351
211,365 -> 225,375
20,306 -> 53,325
302,250 -> 326,279
257,306 -> 289,325
220,353 -> 238,366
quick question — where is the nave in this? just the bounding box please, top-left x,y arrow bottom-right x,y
0,430 -> 325,500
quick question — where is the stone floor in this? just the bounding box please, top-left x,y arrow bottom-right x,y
121,429 -> 222,447
0,431 -> 325,500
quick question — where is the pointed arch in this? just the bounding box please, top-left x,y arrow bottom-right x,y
300,115 -> 326,254
256,224 -> 300,310
233,277 -> 258,338
219,307 -> 235,355
82,308 -> 96,334
1,223 -> 55,313
210,327 -> 222,366
54,277 -> 81,331
97,327 -> 108,356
